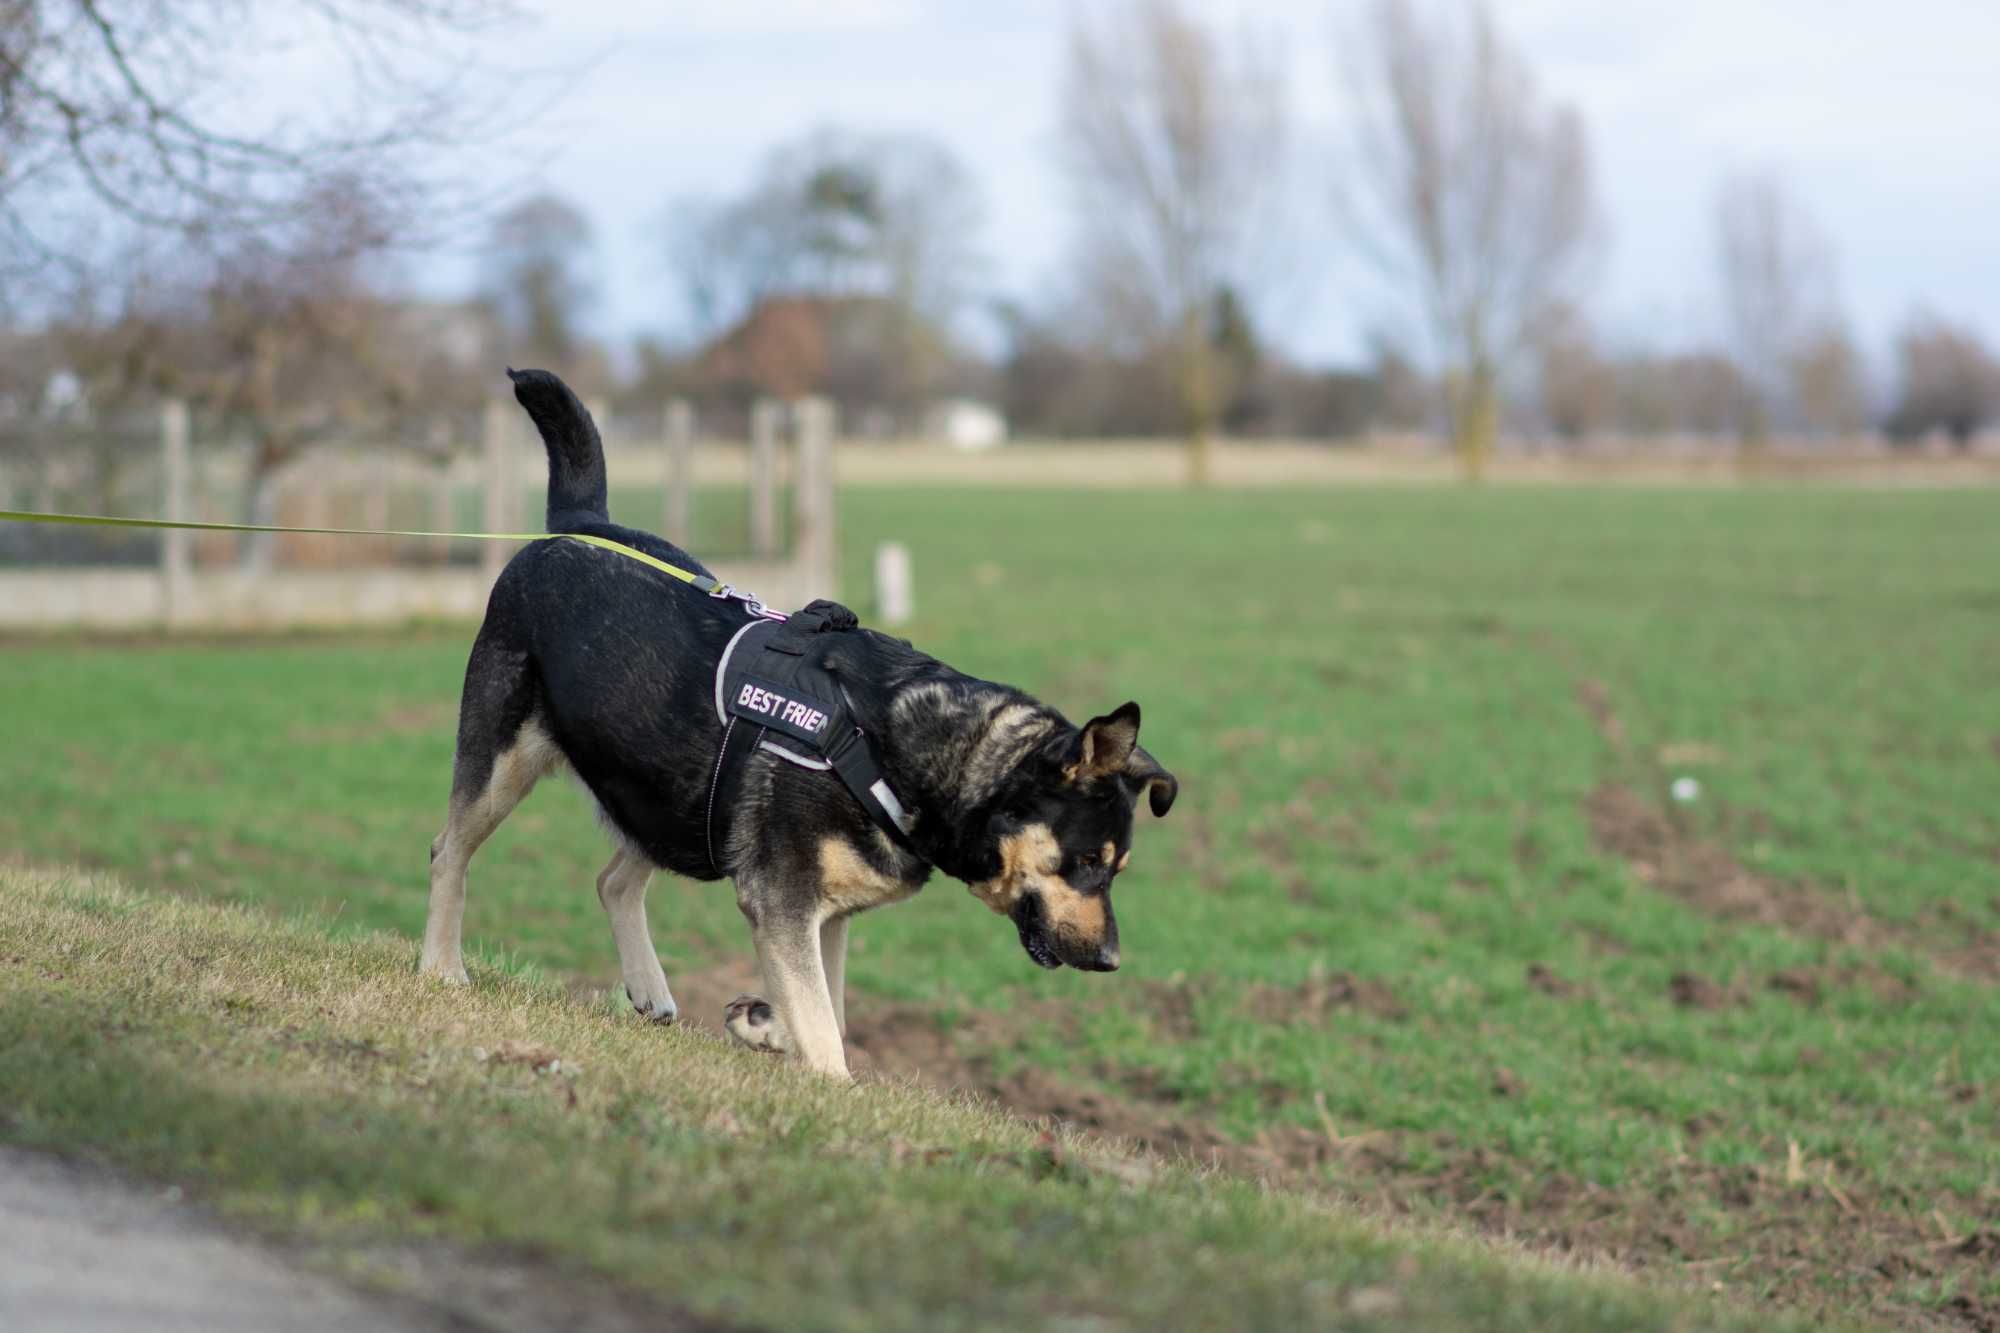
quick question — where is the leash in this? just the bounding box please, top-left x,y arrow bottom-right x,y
0,507 -> 781,613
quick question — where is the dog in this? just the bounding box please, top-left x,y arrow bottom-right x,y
420,369 -> 1177,1078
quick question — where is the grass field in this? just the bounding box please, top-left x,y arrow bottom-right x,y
3,484 -> 1997,1329
1,866 -> 1789,1332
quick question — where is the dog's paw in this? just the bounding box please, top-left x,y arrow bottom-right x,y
625,983 -> 678,1025
723,994 -> 790,1053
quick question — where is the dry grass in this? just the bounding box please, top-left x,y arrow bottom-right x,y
0,865 -> 1809,1332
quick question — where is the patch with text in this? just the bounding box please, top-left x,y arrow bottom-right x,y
728,673 -> 837,747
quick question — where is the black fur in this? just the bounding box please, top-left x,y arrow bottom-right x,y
446,370 -> 1177,970
508,368 -> 609,528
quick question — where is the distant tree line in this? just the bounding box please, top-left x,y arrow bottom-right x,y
3,0 -> 1998,498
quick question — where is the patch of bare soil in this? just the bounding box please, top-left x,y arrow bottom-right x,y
1585,782 -> 2000,983
1525,962 -> 1581,998
1245,969 -> 1408,1023
1568,671 -> 2000,985
1665,971 -> 1736,1010
1574,678 -> 1627,748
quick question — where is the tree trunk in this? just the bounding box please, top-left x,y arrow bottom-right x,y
1179,309 -> 1217,487
1448,363 -> 1499,482
1736,396 -> 1772,477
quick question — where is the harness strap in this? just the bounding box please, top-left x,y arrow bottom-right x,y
704,716 -> 739,876
822,722 -> 919,853
711,599 -> 923,862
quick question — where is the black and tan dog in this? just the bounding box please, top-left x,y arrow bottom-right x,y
420,370 -> 1177,1077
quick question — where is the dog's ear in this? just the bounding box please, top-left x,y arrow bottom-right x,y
1066,702 -> 1141,782
1125,745 -> 1178,818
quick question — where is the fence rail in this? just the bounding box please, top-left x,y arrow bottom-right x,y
0,397 -> 836,630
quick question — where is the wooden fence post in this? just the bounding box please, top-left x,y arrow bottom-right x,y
749,397 -> 782,559
793,396 -> 836,599
664,399 -> 693,544
432,464 -> 456,564
160,400 -> 192,627
362,470 -> 391,563
482,398 -> 512,580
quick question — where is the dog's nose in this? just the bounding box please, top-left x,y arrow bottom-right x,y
1081,945 -> 1120,972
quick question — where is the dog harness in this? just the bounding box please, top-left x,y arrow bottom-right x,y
705,599 -> 920,872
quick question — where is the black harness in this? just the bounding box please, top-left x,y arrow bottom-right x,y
706,599 -> 920,873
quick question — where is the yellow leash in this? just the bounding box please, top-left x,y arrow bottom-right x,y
0,508 -> 724,593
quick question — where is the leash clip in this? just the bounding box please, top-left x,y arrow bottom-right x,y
708,581 -> 776,621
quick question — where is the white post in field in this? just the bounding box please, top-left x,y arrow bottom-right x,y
664,398 -> 694,544
160,399 -> 192,627
874,541 -> 913,626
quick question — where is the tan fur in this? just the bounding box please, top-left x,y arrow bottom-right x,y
1116,848 -> 1130,872
817,836 -> 918,917
596,845 -> 674,1022
1042,882 -> 1107,951
420,718 -> 564,983
966,823 -> 1071,915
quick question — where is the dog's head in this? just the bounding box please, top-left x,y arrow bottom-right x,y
966,701 -> 1178,972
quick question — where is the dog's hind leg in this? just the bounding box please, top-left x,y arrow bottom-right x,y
597,846 -> 677,1023
422,639 -> 554,983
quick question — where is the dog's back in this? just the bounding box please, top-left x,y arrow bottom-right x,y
451,372 -> 749,880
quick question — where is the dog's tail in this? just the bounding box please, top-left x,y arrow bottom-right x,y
508,368 -> 609,529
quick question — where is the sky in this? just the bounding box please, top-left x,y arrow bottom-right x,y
363,0 -> 2000,371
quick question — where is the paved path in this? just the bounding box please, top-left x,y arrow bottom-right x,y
0,1148 -> 435,1333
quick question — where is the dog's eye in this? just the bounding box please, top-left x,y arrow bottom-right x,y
1077,851 -> 1100,868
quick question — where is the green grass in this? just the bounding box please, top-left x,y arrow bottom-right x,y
3,484 -> 1996,1327
0,867 -> 1783,1332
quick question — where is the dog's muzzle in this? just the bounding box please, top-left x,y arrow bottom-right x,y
1010,895 -> 1119,972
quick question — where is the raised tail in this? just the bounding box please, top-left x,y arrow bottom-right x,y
507,368 -> 609,529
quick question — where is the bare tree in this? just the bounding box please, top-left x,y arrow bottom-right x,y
43,183 -> 491,568
1059,0 -> 1286,483
1713,169 -> 1841,447
0,1 -> 524,281
1885,313 -> 1999,447
1337,0 -> 1598,478
484,191 -> 601,378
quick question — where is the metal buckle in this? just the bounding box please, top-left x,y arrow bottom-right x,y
707,581 -> 774,620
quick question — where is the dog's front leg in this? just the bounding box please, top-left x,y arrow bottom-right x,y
748,909 -> 848,1078
820,914 -> 849,1038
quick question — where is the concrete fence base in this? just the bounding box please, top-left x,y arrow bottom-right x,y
0,559 -> 824,633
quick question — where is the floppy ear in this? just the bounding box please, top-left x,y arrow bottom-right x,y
1126,745 -> 1179,818
1067,701 -> 1142,781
